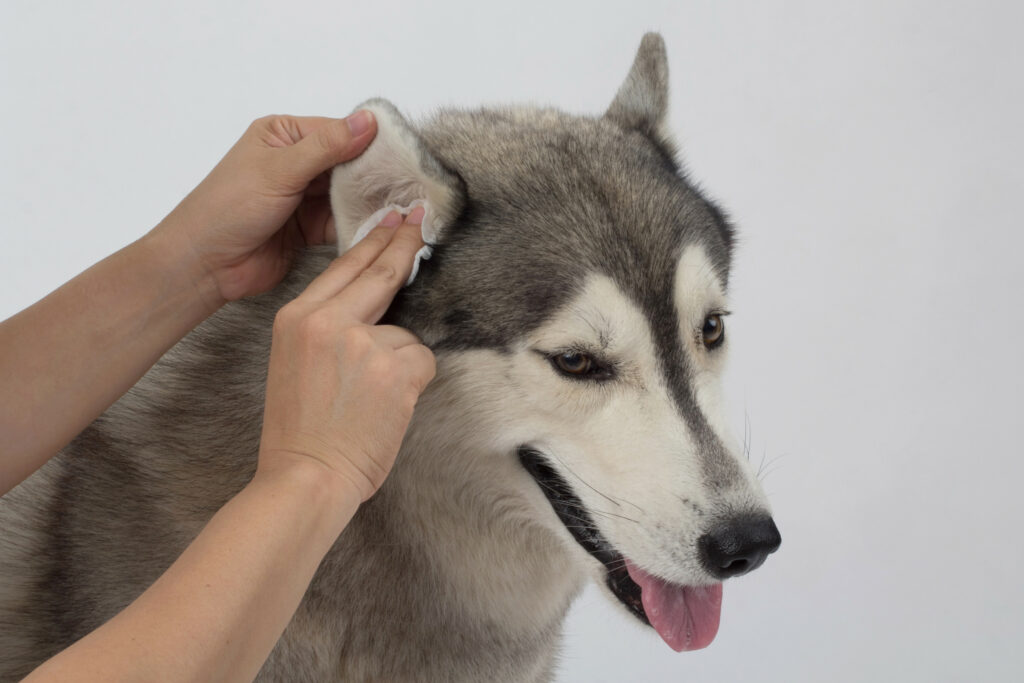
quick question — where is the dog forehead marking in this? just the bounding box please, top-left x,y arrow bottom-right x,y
673,243 -> 727,325
529,274 -> 653,365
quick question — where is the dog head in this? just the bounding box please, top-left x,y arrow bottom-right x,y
330,33 -> 780,652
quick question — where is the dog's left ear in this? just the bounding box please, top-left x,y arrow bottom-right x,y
604,32 -> 676,154
330,98 -> 463,252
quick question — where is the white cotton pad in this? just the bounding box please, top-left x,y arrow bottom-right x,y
346,199 -> 438,286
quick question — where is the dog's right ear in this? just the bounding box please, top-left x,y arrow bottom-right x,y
330,99 -> 463,252
604,33 -> 676,157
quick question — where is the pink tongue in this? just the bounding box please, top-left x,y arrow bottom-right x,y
625,560 -> 723,652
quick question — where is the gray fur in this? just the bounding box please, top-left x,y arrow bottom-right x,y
605,32 -> 675,159
0,34 -> 760,681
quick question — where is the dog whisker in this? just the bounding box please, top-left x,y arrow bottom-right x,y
548,452 -> 647,515
756,451 -> 788,482
539,491 -> 641,527
588,509 -> 641,525
743,410 -> 752,462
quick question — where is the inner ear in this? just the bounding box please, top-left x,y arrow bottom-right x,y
330,99 -> 464,251
604,32 -> 676,156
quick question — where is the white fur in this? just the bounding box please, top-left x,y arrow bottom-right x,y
404,247 -> 771,622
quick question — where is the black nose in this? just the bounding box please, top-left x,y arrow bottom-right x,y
698,515 -> 781,579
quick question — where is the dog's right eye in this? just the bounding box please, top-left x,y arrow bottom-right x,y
549,352 -> 612,381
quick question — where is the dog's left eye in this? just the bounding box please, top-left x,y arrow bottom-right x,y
549,352 -> 611,380
702,314 -> 726,349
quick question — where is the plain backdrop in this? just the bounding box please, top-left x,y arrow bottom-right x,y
2,1 -> 1022,681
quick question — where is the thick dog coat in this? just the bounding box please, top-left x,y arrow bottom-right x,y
0,34 -> 779,682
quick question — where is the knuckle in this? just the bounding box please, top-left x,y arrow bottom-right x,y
423,353 -> 438,379
338,326 -> 378,360
340,325 -> 374,349
295,308 -> 338,341
412,344 -> 436,373
273,303 -> 301,333
250,114 -> 275,131
416,361 -> 437,390
361,262 -> 400,284
370,349 -> 398,374
364,357 -> 395,384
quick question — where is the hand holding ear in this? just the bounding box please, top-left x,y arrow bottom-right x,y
256,207 -> 437,503
149,112 -> 377,304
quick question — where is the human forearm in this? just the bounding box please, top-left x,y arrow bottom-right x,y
24,460 -> 357,683
18,208 -> 432,682
0,114 -> 376,496
0,225 -> 223,493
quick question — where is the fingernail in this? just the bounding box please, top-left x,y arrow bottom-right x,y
346,110 -> 374,137
379,210 -> 403,228
406,206 -> 426,226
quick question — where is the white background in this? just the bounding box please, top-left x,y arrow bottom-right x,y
2,1 -> 1022,681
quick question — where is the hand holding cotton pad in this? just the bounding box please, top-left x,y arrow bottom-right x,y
345,200 -> 437,287
331,100 -> 460,286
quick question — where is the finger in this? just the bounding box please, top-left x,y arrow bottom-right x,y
395,343 -> 437,394
284,111 -> 377,182
331,215 -> 426,323
279,115 -> 358,141
371,324 -> 423,350
298,211 -> 404,303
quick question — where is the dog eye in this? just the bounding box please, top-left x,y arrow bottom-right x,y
550,352 -> 611,380
702,314 -> 725,349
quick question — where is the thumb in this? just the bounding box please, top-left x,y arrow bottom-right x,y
285,111 -> 377,182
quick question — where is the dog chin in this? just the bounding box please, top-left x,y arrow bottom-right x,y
517,446 -> 723,652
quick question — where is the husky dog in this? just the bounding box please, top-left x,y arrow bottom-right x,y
0,33 -> 780,682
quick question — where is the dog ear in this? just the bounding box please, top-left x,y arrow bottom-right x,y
330,99 -> 463,252
604,33 -> 675,154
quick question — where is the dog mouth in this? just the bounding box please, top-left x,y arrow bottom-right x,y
517,447 -> 722,652
517,447 -> 647,621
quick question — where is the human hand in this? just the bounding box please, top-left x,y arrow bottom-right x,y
150,111 -> 377,304
256,207 -> 437,503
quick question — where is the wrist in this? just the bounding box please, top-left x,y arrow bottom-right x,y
142,218 -> 228,316
251,455 -> 364,537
